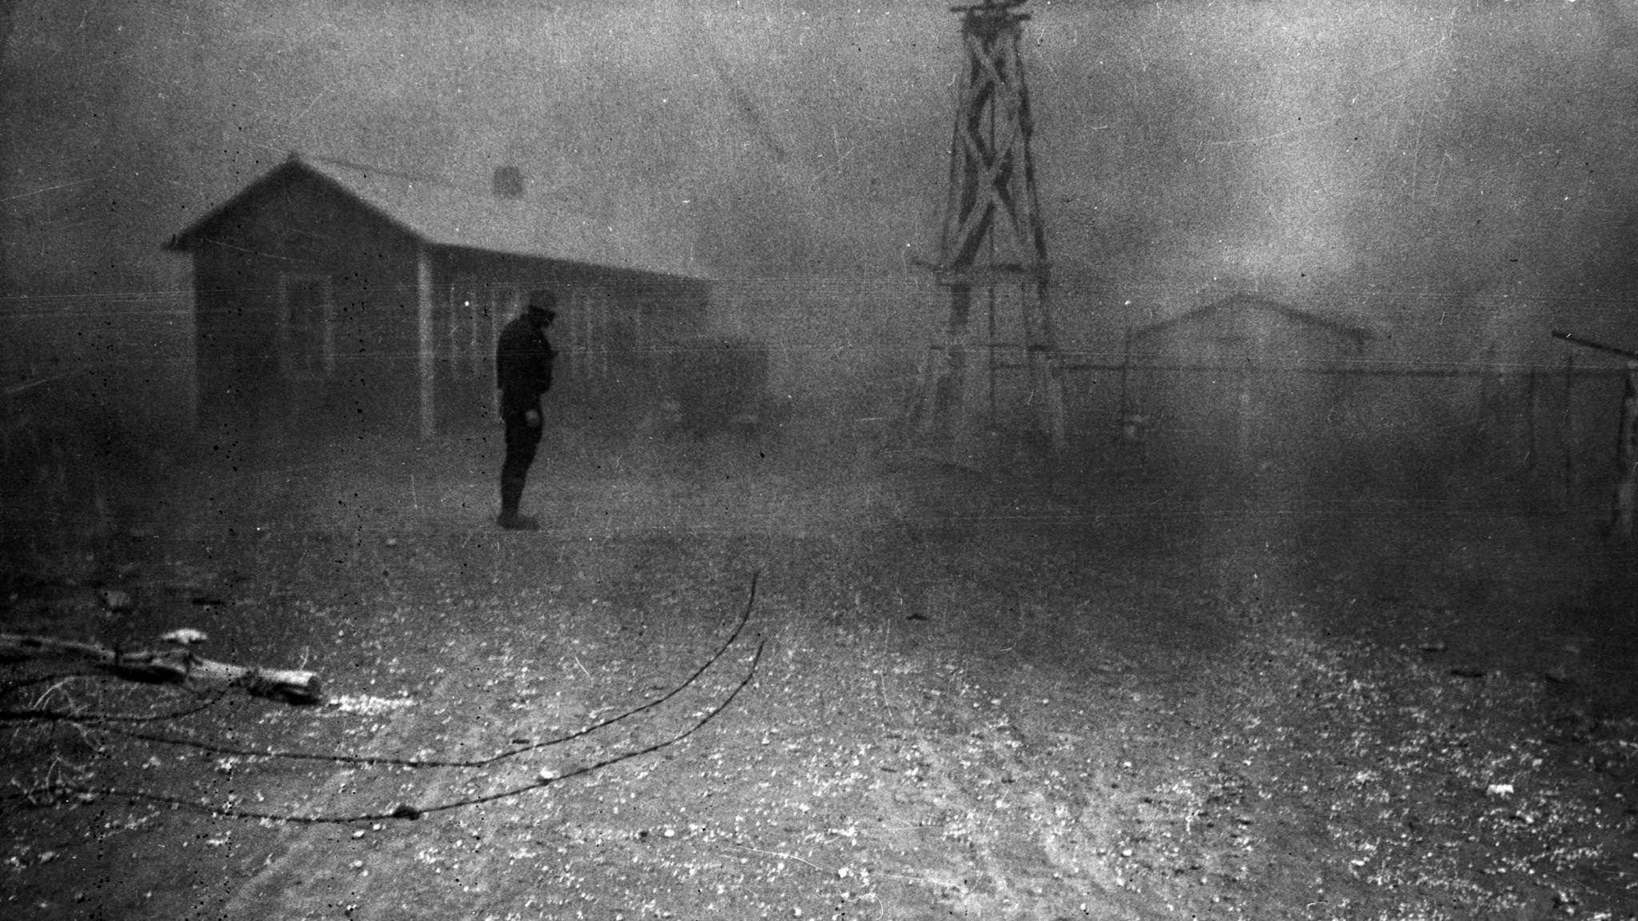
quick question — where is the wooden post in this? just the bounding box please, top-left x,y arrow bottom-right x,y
1025,282 -> 1067,453
1524,367 -> 1538,473
416,247 -> 436,439
1612,361 -> 1638,539
1563,353 -> 1577,501
943,284 -> 978,458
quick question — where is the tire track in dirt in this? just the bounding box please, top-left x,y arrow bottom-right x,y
216,667 -> 469,920
218,662 -> 587,921
861,670 -> 1161,921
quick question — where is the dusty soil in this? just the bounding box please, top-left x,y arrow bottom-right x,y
3,426 -> 1637,920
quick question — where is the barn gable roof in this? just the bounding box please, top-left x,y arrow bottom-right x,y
1132,293 -> 1373,347
166,153 -> 708,283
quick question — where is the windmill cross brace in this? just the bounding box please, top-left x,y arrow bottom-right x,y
911,0 -> 1067,457
941,15 -> 1043,272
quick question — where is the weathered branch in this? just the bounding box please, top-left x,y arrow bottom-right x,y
0,633 -> 322,705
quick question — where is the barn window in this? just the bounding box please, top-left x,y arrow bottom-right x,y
487,285 -> 522,414
567,286 -> 616,380
447,280 -> 521,381
490,285 -> 522,360
277,274 -> 335,379
448,277 -> 482,380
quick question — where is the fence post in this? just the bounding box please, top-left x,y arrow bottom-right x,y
1563,354 -> 1577,503
1524,367 -> 1538,473
416,247 -> 436,439
1612,361 -> 1638,540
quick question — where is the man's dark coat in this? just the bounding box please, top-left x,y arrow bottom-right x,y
496,313 -> 555,416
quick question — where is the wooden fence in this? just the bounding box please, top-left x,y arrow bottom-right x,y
957,346 -> 1638,509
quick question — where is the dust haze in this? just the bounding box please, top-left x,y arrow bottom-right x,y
3,0 -> 1638,506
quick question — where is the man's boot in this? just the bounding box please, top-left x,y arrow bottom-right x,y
498,477 -> 539,530
497,511 -> 539,530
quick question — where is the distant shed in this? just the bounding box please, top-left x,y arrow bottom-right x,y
1126,293 -> 1373,476
164,154 -> 711,438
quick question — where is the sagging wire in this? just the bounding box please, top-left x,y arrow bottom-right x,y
2,685 -> 232,725
1,671 -> 102,697
45,636 -> 764,825
2,573 -> 765,824
1,677 -> 228,806
85,571 -> 759,769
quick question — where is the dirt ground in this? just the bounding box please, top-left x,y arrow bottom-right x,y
3,424 -> 1637,921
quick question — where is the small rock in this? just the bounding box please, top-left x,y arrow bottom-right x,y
97,588 -> 133,612
160,628 -> 208,647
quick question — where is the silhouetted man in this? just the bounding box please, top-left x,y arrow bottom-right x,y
495,290 -> 557,530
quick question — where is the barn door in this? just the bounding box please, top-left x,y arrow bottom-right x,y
275,273 -> 336,380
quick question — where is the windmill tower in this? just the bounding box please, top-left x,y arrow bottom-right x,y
913,0 -> 1066,463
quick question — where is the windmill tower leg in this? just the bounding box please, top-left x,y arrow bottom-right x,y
915,284 -> 988,455
1024,283 -> 1068,450
913,0 -> 1068,466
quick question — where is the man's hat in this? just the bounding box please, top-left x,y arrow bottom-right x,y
527,289 -> 557,319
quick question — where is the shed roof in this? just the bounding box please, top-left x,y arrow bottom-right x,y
166,154 -> 708,282
1132,293 -> 1373,346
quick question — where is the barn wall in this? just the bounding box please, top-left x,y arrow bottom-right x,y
550,263 -> 709,421
427,249 -> 710,431
1124,309 -> 1366,480
191,175 -> 438,439
192,243 -> 280,437
179,158 -> 723,440
427,250 -> 526,431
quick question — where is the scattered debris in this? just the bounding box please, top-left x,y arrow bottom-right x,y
96,588 -> 133,613
160,628 -> 209,647
327,694 -> 415,716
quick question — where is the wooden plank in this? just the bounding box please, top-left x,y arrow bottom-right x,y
0,633 -> 323,705
1613,362 -> 1638,540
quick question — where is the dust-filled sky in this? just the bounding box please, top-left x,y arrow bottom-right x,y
3,0 -> 1638,359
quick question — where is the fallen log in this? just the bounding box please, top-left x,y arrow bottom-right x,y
0,633 -> 323,705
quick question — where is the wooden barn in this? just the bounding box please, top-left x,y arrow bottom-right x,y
1124,293 -> 1373,478
165,154 -> 711,439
